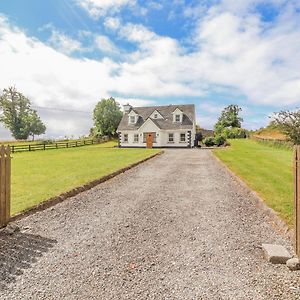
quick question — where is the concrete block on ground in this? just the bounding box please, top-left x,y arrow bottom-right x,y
262,243 -> 292,264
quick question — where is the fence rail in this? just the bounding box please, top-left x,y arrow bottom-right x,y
251,135 -> 292,148
9,138 -> 108,153
0,145 -> 11,228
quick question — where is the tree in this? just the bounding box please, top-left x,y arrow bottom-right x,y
27,110 -> 46,141
214,105 -> 243,134
0,86 -> 46,140
92,97 -> 122,137
215,105 -> 243,130
273,110 -> 300,144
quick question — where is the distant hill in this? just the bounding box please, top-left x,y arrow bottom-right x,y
252,127 -> 287,141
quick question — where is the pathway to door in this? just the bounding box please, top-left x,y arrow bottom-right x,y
1,149 -> 300,299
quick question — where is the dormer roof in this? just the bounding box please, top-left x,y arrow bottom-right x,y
172,107 -> 183,114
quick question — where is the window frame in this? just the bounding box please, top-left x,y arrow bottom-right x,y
168,133 -> 174,143
175,114 -> 181,122
180,133 -> 186,142
133,133 -> 139,143
123,133 -> 128,143
129,116 -> 135,124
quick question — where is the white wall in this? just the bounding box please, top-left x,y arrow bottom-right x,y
119,128 -> 194,148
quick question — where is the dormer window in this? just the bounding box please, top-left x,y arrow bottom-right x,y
154,114 -> 158,119
130,116 -> 135,124
172,107 -> 183,123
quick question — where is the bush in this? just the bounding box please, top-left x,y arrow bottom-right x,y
202,136 -> 215,147
221,127 -> 247,139
214,135 -> 226,146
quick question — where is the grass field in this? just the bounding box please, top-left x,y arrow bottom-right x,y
213,139 -> 294,226
11,141 -> 159,215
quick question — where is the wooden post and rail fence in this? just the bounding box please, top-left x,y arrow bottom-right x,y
0,138 -> 109,229
9,137 -> 108,153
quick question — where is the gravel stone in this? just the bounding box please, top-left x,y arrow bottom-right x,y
0,149 -> 300,299
287,258 -> 300,271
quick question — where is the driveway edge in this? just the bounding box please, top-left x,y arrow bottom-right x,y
11,151 -> 163,223
211,150 -> 293,241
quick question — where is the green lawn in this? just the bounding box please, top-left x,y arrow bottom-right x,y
213,139 -> 294,226
11,141 -> 159,215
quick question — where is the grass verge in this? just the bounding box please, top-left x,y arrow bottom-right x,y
12,141 -> 159,215
213,139 -> 293,226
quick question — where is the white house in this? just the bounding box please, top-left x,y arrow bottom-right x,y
117,104 -> 196,148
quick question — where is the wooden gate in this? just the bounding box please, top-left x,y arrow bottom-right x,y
0,145 -> 11,228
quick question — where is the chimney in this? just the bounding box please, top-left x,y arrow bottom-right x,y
123,103 -> 132,113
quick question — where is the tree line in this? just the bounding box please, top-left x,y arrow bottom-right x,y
0,86 -> 122,141
1,86 -> 299,144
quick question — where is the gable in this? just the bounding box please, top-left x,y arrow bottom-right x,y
138,118 -> 160,132
150,110 -> 164,119
128,110 -> 138,116
172,107 -> 183,115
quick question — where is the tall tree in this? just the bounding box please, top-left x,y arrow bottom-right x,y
27,110 -> 46,141
273,110 -> 300,144
92,97 -> 122,137
0,86 -> 46,140
214,104 -> 243,134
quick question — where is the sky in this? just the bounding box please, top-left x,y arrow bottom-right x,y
0,0 -> 300,139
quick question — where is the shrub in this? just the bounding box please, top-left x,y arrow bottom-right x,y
202,136 -> 215,147
222,127 -> 247,139
214,135 -> 226,146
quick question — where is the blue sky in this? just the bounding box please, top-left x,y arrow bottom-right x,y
0,0 -> 300,139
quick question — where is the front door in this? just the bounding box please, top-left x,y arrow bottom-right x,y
146,133 -> 154,149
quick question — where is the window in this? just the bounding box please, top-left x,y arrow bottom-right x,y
130,116 -> 135,123
134,134 -> 139,143
180,133 -> 186,142
168,133 -> 174,143
124,134 -> 128,143
154,114 -> 158,119
175,114 -> 180,122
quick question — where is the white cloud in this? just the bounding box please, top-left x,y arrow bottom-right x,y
94,35 -> 118,53
40,23 -> 84,55
104,17 -> 121,30
116,97 -> 156,108
48,30 -> 83,55
189,8 -> 300,105
76,0 -> 137,18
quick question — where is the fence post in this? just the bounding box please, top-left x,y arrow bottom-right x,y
294,146 -> 300,257
0,145 -> 11,228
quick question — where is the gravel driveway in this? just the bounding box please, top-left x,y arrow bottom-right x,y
1,149 -> 300,299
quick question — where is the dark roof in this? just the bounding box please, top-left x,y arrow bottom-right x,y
117,104 -> 195,131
